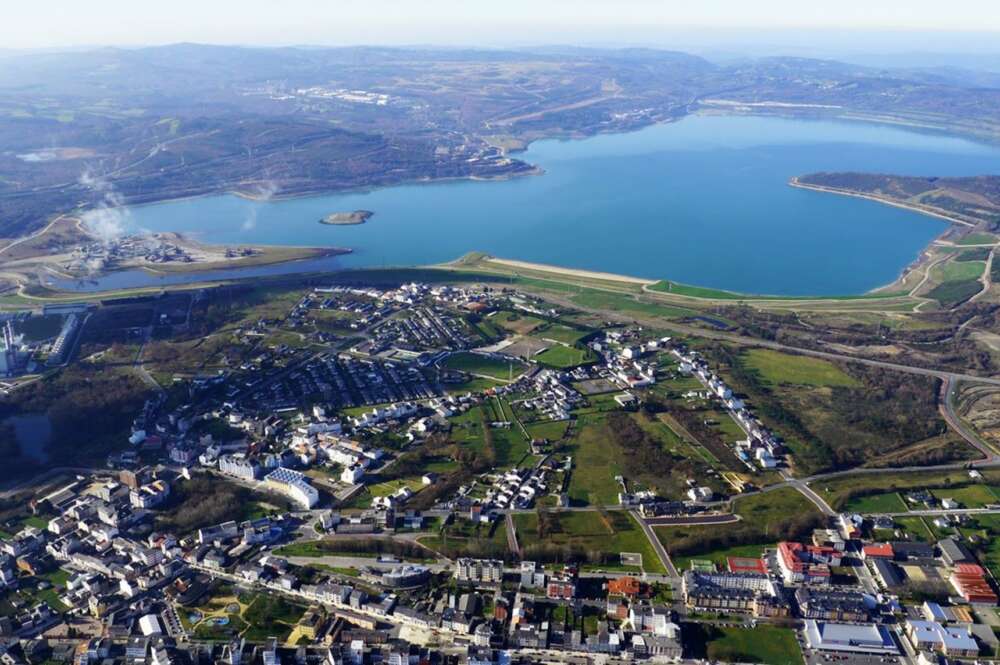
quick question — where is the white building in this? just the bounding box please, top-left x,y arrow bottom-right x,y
264,468 -> 319,509
219,454 -> 259,481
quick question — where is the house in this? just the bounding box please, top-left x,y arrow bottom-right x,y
686,486 -> 714,503
607,576 -> 644,599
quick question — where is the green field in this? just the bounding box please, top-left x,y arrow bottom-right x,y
534,344 -> 594,368
564,415 -> 625,505
926,279 -> 982,307
534,322 -> 592,345
816,469 -> 1000,510
569,289 -> 699,319
656,488 -> 822,566
957,233 -> 998,246
742,348 -> 860,388
955,247 -> 991,262
930,484 -> 999,508
649,280 -> 902,301
843,491 -> 908,513
691,625 -> 803,665
894,516 -> 935,542
513,510 -> 666,574
935,260 -> 986,283
962,514 -> 1000,576
442,352 -> 526,380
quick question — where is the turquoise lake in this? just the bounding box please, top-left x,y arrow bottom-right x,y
55,115 -> 1000,295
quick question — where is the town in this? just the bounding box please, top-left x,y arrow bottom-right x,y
2,275 -> 1000,665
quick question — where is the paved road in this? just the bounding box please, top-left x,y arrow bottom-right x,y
630,509 -> 679,579
781,472 -> 837,517
939,376 -> 999,462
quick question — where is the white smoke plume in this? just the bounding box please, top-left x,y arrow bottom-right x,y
241,180 -> 279,232
78,169 -> 139,244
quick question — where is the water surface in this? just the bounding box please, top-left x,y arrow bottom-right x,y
51,115 -> 1000,295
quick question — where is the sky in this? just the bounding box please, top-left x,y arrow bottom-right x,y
3,0 -> 1000,51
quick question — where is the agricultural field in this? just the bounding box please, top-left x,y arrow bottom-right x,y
442,352 -> 526,381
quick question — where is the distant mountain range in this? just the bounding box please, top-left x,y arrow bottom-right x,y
1,43 -> 999,237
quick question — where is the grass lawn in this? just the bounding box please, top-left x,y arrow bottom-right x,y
564,414 -> 625,505
367,477 -> 424,498
569,289 -> 699,319
534,322 -> 592,345
894,516 -> 936,542
650,280 -> 901,301
695,625 -> 803,665
815,469 -> 1000,511
524,420 -> 570,442
533,344 -> 594,368
957,233 -> 998,245
443,352 -> 526,381
514,510 -> 666,574
935,260 -> 986,283
964,514 -> 1000,576
930,484 -> 999,508
443,376 -> 504,394
671,542 -> 769,573
742,348 -> 860,388
844,491 -> 908,513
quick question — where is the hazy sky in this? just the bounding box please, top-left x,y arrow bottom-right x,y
4,0 -> 1000,50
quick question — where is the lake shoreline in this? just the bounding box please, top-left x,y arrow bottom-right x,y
788,176 -> 972,294
20,114 -> 997,298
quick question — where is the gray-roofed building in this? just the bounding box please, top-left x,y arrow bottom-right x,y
871,558 -> 903,589
803,620 -> 899,654
890,541 -> 935,561
938,538 -> 973,566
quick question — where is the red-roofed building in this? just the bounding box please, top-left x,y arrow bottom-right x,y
777,542 -> 840,585
950,563 -> 998,604
608,576 -> 644,599
862,543 -> 894,560
728,557 -> 768,575
955,563 -> 986,576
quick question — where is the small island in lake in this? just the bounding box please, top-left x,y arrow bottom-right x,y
319,210 -> 374,226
